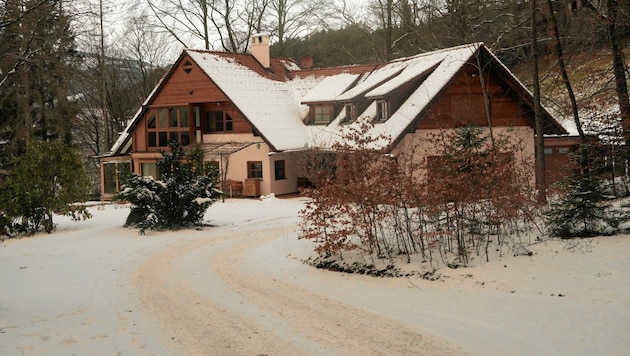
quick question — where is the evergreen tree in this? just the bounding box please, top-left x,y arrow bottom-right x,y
117,142 -> 220,233
0,141 -> 91,235
546,144 -> 628,237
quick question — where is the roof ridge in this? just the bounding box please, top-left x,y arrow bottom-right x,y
390,42 -> 483,64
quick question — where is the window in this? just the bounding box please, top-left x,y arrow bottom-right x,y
312,105 -> 332,124
147,106 -> 191,148
103,161 -> 130,194
205,111 -> 233,133
103,163 -> 117,194
274,160 -> 286,180
248,161 -> 263,179
343,103 -> 356,123
376,100 -> 388,122
141,162 -> 162,180
544,148 -> 553,155
558,147 -> 570,154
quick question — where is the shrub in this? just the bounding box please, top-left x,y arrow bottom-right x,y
117,142 -> 220,233
0,141 -> 91,235
299,123 -> 539,269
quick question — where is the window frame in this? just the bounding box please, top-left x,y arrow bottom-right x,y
205,110 -> 234,133
147,106 -> 191,148
247,161 -> 263,179
311,104 -> 333,125
274,160 -> 286,180
375,100 -> 389,122
343,103 -> 356,124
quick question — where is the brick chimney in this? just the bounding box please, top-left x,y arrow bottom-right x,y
250,33 -> 270,69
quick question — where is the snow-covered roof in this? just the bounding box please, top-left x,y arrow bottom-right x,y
103,42 -> 568,156
300,73 -> 359,103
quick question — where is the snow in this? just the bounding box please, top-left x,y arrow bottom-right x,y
300,73 -> 359,103
105,43 -> 569,157
187,50 -> 308,152
1,198 -> 629,355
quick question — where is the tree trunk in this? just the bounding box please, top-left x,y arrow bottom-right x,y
606,0 -> 630,148
531,0 -> 547,203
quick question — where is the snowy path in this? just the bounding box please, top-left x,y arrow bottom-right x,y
1,198 -> 629,355
134,216 -> 463,355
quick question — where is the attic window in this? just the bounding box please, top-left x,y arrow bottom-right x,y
182,60 -> 193,74
376,100 -> 389,122
312,105 -> 332,125
342,103 -> 356,124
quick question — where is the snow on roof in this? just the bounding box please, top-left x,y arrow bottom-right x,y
365,59 -> 441,98
336,66 -> 404,102
346,43 -> 480,149
300,73 -> 359,103
105,42 -> 568,156
187,50 -> 308,151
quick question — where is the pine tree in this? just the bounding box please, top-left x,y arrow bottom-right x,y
117,142 -> 220,233
545,144 -> 628,237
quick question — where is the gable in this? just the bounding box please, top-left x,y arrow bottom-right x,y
151,54 -> 231,105
416,63 -> 530,130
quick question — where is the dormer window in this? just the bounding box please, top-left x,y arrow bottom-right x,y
376,100 -> 389,122
343,103 -> 356,124
311,105 -> 332,125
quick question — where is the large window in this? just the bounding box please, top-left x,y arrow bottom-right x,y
103,161 -> 130,194
147,107 -> 190,148
274,160 -> 286,180
205,111 -> 233,133
248,161 -> 263,179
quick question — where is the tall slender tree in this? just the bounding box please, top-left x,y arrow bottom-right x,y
531,0 -> 546,203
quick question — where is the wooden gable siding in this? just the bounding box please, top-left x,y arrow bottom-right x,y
132,54 -> 255,153
417,63 -> 530,130
152,54 -> 229,105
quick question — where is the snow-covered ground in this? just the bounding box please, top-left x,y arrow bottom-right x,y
1,197 -> 629,355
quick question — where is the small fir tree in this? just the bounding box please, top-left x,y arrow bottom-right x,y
545,144 -> 627,237
0,141 -> 91,234
117,141 -> 220,233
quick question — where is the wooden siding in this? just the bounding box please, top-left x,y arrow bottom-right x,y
417,63 -> 531,130
132,53 -> 255,153
152,56 -> 230,105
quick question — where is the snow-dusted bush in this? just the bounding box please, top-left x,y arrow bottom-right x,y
117,142 -> 220,233
0,141 -> 91,235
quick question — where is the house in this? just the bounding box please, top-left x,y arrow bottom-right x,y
98,34 -> 570,200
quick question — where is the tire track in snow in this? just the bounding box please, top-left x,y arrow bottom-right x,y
134,229 -> 303,355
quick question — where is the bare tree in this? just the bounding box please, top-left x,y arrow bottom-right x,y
531,0 -> 547,203
603,0 -> 630,147
264,0 -> 333,55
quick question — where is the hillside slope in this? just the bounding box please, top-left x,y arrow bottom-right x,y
512,48 -> 629,135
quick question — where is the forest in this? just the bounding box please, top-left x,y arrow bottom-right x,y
1,0 -> 630,239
